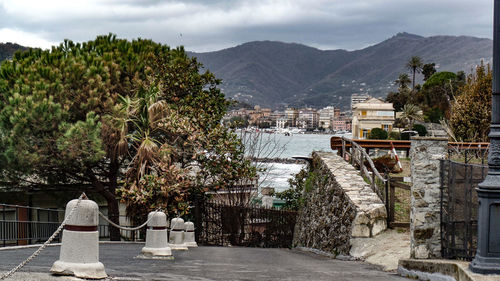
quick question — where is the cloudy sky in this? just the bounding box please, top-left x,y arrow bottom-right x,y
0,0 -> 493,52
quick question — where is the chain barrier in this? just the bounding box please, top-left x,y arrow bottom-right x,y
1,196 -> 164,280
97,209 -> 164,281
98,209 -> 159,231
0,192 -> 87,280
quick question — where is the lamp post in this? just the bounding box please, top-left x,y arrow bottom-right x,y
470,0 -> 500,274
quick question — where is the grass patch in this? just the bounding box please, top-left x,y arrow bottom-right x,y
394,185 -> 411,223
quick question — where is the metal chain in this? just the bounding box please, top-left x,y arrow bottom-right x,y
0,192 -> 86,280
170,218 -> 183,231
98,209 -> 163,281
98,209 -> 159,231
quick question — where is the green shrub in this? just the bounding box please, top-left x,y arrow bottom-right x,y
401,131 -> 411,140
368,128 -> 388,140
275,168 -> 308,211
412,124 -> 428,136
388,131 -> 401,140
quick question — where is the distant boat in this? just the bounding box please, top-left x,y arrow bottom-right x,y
289,128 -> 306,134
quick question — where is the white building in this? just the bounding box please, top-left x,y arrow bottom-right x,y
351,93 -> 372,110
351,98 -> 395,139
298,108 -> 319,129
276,117 -> 287,129
318,106 -> 336,130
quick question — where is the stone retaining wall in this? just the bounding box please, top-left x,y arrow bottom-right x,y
293,151 -> 387,256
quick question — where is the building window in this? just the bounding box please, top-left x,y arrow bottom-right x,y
361,111 -> 367,116
362,129 -> 369,138
382,124 -> 390,131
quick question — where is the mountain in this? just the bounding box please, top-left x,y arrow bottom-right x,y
191,32 -> 492,109
0,34 -> 492,110
0,43 -> 27,62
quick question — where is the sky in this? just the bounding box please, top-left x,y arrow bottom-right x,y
0,0 -> 494,52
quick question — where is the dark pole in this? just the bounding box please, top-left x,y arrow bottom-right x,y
470,0 -> 500,274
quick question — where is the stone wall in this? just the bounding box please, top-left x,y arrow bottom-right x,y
410,137 -> 447,259
293,152 -> 387,256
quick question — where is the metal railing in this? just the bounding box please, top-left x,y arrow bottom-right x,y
338,136 -> 387,199
1,203 -> 144,247
332,136 -> 489,149
448,144 -> 489,165
336,136 -> 413,228
0,204 -> 64,247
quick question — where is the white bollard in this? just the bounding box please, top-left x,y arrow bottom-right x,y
140,211 -> 173,259
168,218 -> 188,250
50,199 -> 107,279
183,221 -> 198,247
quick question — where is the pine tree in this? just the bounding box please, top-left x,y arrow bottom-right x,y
0,34 -> 255,237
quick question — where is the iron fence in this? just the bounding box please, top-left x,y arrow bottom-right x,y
1,204 -> 144,246
448,145 -> 489,165
0,204 -> 64,246
440,160 -> 487,260
194,199 -> 297,248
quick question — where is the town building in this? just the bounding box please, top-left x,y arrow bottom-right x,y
297,108 -> 319,129
332,118 -> 351,132
334,108 -> 341,118
351,93 -> 372,110
351,98 -> 395,139
276,117 -> 287,129
270,110 -> 285,127
248,106 -> 272,126
284,108 -> 298,127
318,106 -> 335,130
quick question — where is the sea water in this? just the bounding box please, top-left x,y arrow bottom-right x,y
255,133 -> 349,192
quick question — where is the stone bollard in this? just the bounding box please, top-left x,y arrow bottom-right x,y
183,221 -> 198,247
169,218 -> 188,250
140,211 -> 173,259
50,199 -> 106,279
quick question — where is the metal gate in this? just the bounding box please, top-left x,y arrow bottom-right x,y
194,200 -> 297,248
440,160 -> 487,260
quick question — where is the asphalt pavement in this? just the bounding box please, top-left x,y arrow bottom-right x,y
0,243 -> 408,280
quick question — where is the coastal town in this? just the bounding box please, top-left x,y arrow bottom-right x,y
223,93 -> 392,134
1,1 -> 500,281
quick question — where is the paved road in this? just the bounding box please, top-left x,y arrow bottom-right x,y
0,243 -> 408,280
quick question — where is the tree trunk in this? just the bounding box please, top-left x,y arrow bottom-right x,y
412,70 -> 416,90
106,160 -> 121,241
105,195 -> 121,241
87,168 -> 121,241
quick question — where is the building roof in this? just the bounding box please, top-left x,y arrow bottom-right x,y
353,98 -> 394,111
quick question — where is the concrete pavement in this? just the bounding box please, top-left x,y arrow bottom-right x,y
0,243 -> 408,280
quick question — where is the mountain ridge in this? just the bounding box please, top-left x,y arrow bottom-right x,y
191,32 -> 492,109
1,34 -> 492,110
0,42 -> 27,62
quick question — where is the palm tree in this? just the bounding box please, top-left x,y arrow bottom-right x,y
401,104 -> 423,129
395,73 -> 411,90
406,56 -> 423,90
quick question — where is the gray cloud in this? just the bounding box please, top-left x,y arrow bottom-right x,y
0,0 -> 493,51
